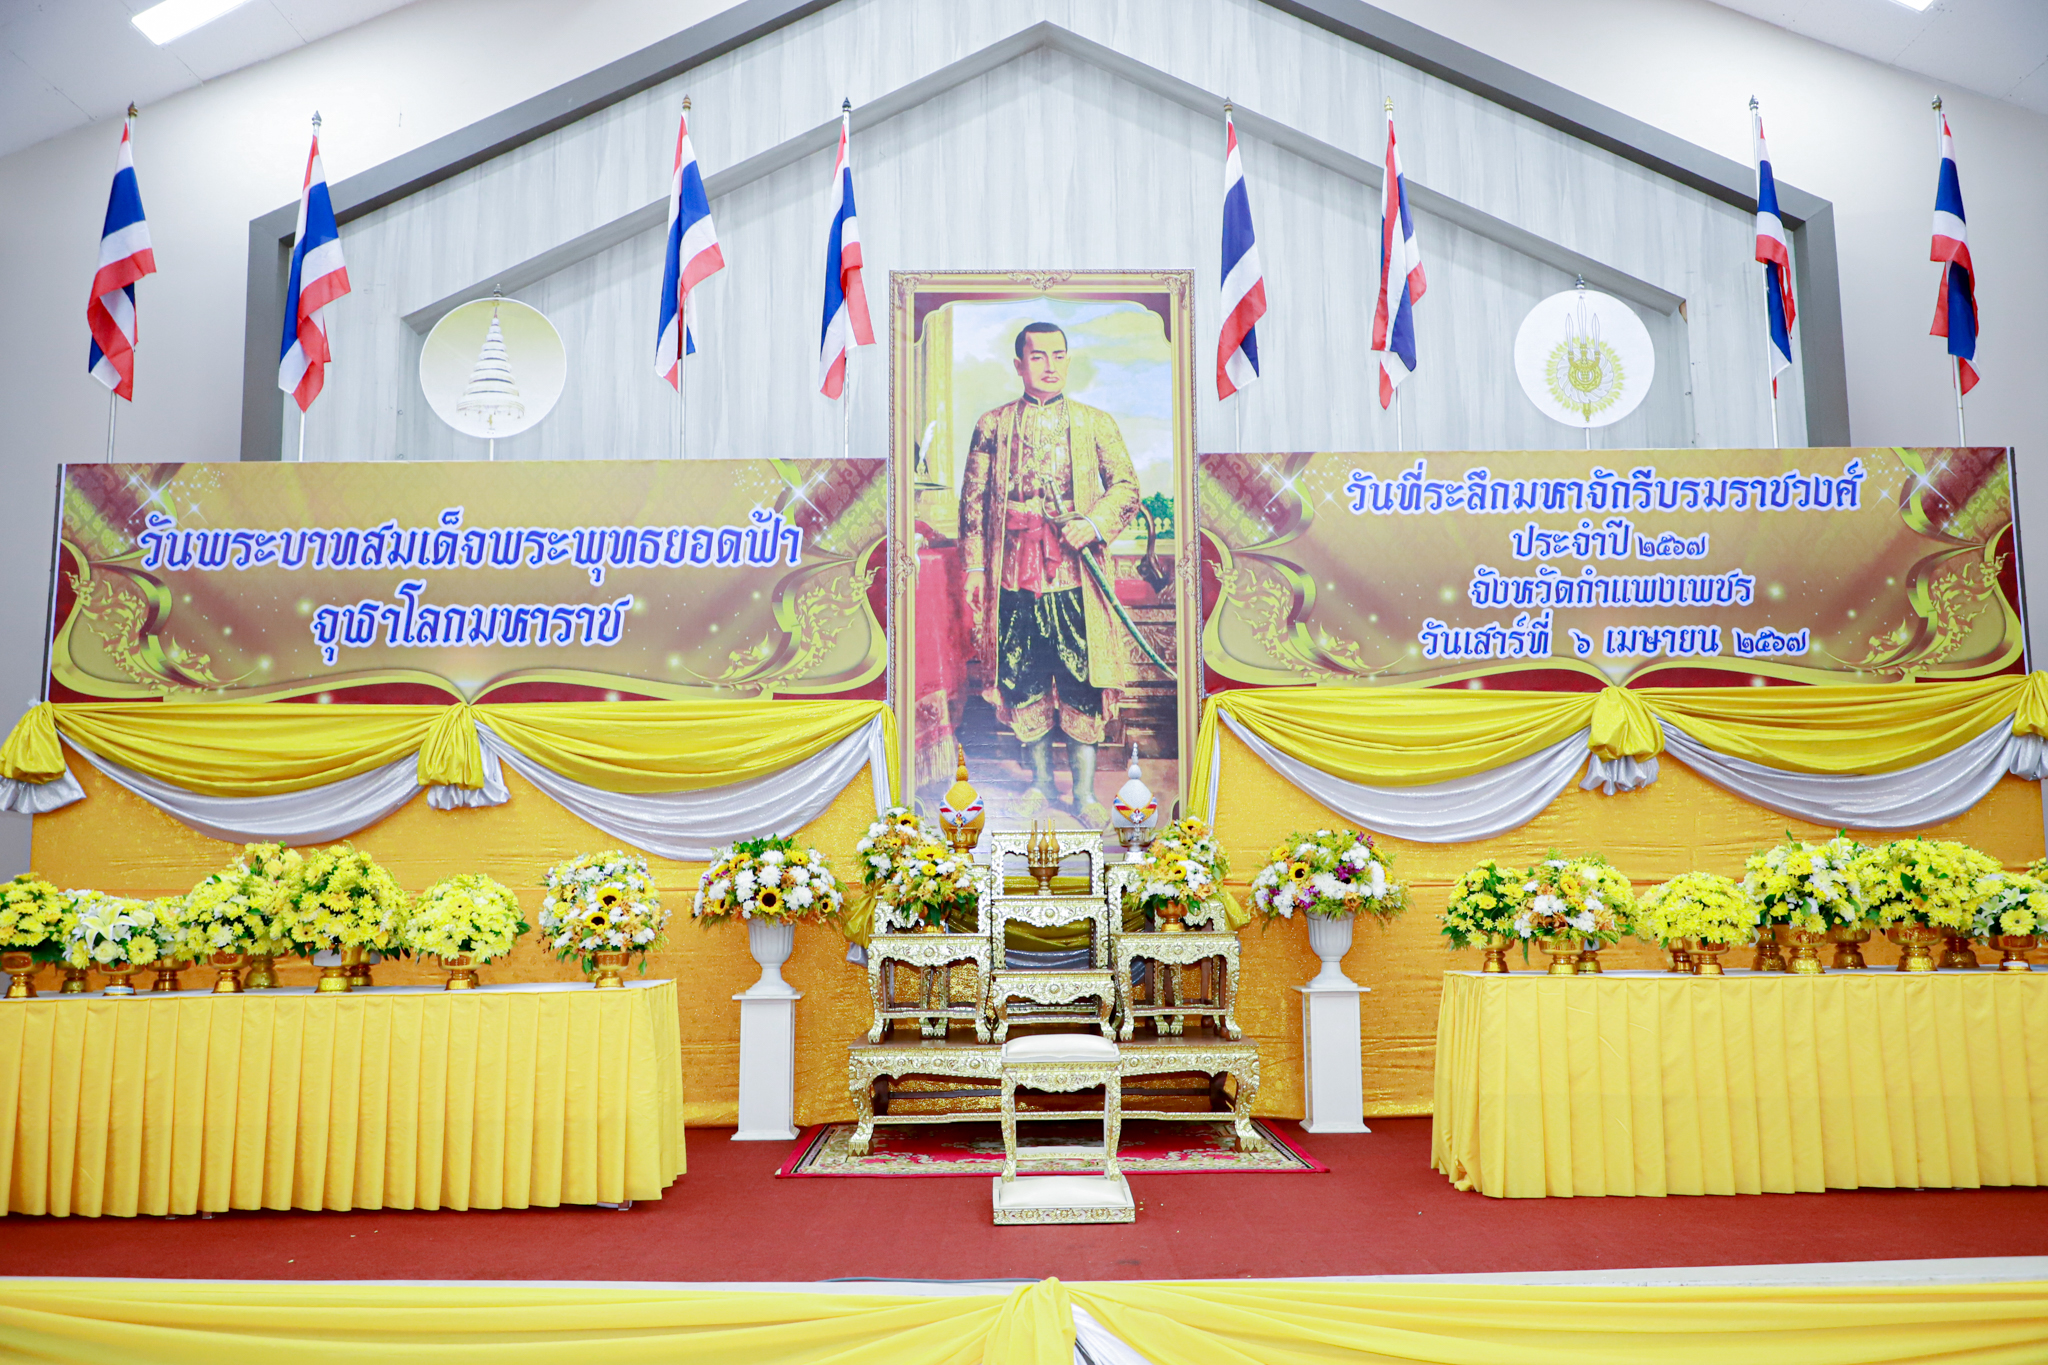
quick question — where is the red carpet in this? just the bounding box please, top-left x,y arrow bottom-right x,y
2,1118 -> 2044,1283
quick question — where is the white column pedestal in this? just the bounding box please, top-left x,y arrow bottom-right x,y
1296,982 -> 1371,1134
731,985 -> 801,1141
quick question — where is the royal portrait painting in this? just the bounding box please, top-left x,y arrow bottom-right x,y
891,271 -> 1196,832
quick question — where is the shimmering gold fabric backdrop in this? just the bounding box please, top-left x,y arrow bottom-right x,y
32,730 -> 2043,1123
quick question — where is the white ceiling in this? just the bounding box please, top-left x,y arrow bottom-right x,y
0,0 -> 419,161
1706,0 -> 2048,117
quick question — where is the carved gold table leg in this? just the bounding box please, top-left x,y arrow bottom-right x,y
1097,990 -> 1113,1038
1231,1065 -> 1261,1152
866,954 -> 888,1044
1118,956 -> 1137,1042
1103,1065 -> 1124,1181
1000,1074 -> 1019,1183
972,955 -> 992,1043
994,996 -> 1011,1045
1221,949 -> 1243,1041
850,1073 -> 877,1155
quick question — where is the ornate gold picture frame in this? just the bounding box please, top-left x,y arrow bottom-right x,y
888,270 -> 1197,831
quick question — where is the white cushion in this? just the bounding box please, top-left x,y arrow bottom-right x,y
1001,1033 -> 1121,1063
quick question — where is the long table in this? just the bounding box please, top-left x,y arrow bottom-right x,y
0,979 -> 685,1217
1432,969 -> 2048,1198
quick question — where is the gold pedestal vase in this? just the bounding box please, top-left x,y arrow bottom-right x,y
1940,934 -> 1980,970
1750,924 -> 1788,973
1888,923 -> 1943,973
150,962 -> 187,992
1666,940 -> 1694,974
58,966 -> 91,994
1576,942 -> 1604,974
209,951 -> 247,994
1154,901 -> 1188,933
590,950 -> 632,989
1995,934 -> 2037,971
316,946 -> 364,994
1827,926 -> 1871,970
2,951 -> 39,999
1784,928 -> 1828,975
101,963 -> 140,996
244,954 -> 280,990
348,952 -> 378,989
1479,932 -> 1511,974
1537,937 -> 1579,976
439,954 -> 480,990
1692,941 -> 1731,976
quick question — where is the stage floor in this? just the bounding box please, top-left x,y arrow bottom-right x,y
3,1118 -> 2044,1283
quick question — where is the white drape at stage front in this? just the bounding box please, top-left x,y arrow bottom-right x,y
477,715 -> 894,862
1664,721 -> 2048,831
1214,714 -> 2045,843
8,717 -> 893,857
1210,714 -> 1600,843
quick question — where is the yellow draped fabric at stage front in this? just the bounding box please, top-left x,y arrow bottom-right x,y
1433,971 -> 2048,1199
0,1276 -> 2044,1363
0,983 -> 684,1217
1190,673 -> 2048,802
0,698 -> 896,796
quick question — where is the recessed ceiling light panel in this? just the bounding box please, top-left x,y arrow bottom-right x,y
131,0 -> 259,46
1890,0 -> 1937,12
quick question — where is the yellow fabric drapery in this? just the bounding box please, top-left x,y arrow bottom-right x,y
0,983 -> 685,1217
1432,971 -> 2048,1199
1190,673 -> 2048,814
0,699 -> 897,800
1,1276 -> 2045,1364
474,699 -> 894,793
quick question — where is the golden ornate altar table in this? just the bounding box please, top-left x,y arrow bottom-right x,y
0,979 -> 684,1217
1432,969 -> 2048,1198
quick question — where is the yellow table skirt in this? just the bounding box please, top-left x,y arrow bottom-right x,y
1432,970 -> 2048,1198
0,980 -> 685,1217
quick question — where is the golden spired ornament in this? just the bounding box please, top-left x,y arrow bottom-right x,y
937,745 -> 985,854
1025,821 -> 1061,894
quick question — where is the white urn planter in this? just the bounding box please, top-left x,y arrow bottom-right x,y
744,916 -> 797,996
1304,911 -> 1359,989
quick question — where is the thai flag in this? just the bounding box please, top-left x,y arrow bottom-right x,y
1216,109 -> 1267,400
1371,103 -> 1425,410
817,104 -> 873,399
86,113 -> 156,401
1929,112 -> 1979,395
655,105 -> 724,387
277,121 -> 351,413
1753,113 -> 1796,385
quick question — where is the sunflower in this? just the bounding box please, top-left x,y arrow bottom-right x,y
1289,862 -> 1311,882
582,908 -> 609,930
598,889 -> 621,908
756,888 -> 783,913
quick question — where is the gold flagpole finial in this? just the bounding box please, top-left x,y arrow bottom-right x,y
126,102 -> 139,120
682,95 -> 692,112
1384,95 -> 1394,113
1932,95 -> 1943,112
841,97 -> 852,115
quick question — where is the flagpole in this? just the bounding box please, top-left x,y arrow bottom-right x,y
840,98 -> 853,461
1934,97 -> 1967,447
1750,98 -> 1781,450
105,391 -> 117,463
297,410 -> 305,463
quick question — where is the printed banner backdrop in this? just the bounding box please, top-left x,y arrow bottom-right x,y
51,459 -> 887,703
1199,447 -> 2023,689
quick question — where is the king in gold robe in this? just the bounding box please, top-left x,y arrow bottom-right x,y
960,323 -> 1140,822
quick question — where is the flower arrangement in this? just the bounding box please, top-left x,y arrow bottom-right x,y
1130,817 -> 1232,916
692,837 -> 842,925
1635,872 -> 1760,948
542,850 -> 667,970
1513,856 -> 1634,944
406,874 -> 528,962
853,808 -> 975,930
1852,838 -> 2001,932
63,891 -> 175,970
1439,859 -> 1530,948
272,844 -> 411,955
1970,870 -> 2048,940
0,873 -> 72,962
179,843 -> 303,962
1742,835 -> 1868,934
1249,827 -> 1403,921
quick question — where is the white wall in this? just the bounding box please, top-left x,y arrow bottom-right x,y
0,0 -> 2042,873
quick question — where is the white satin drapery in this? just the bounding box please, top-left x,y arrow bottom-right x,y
17,716 -> 893,856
